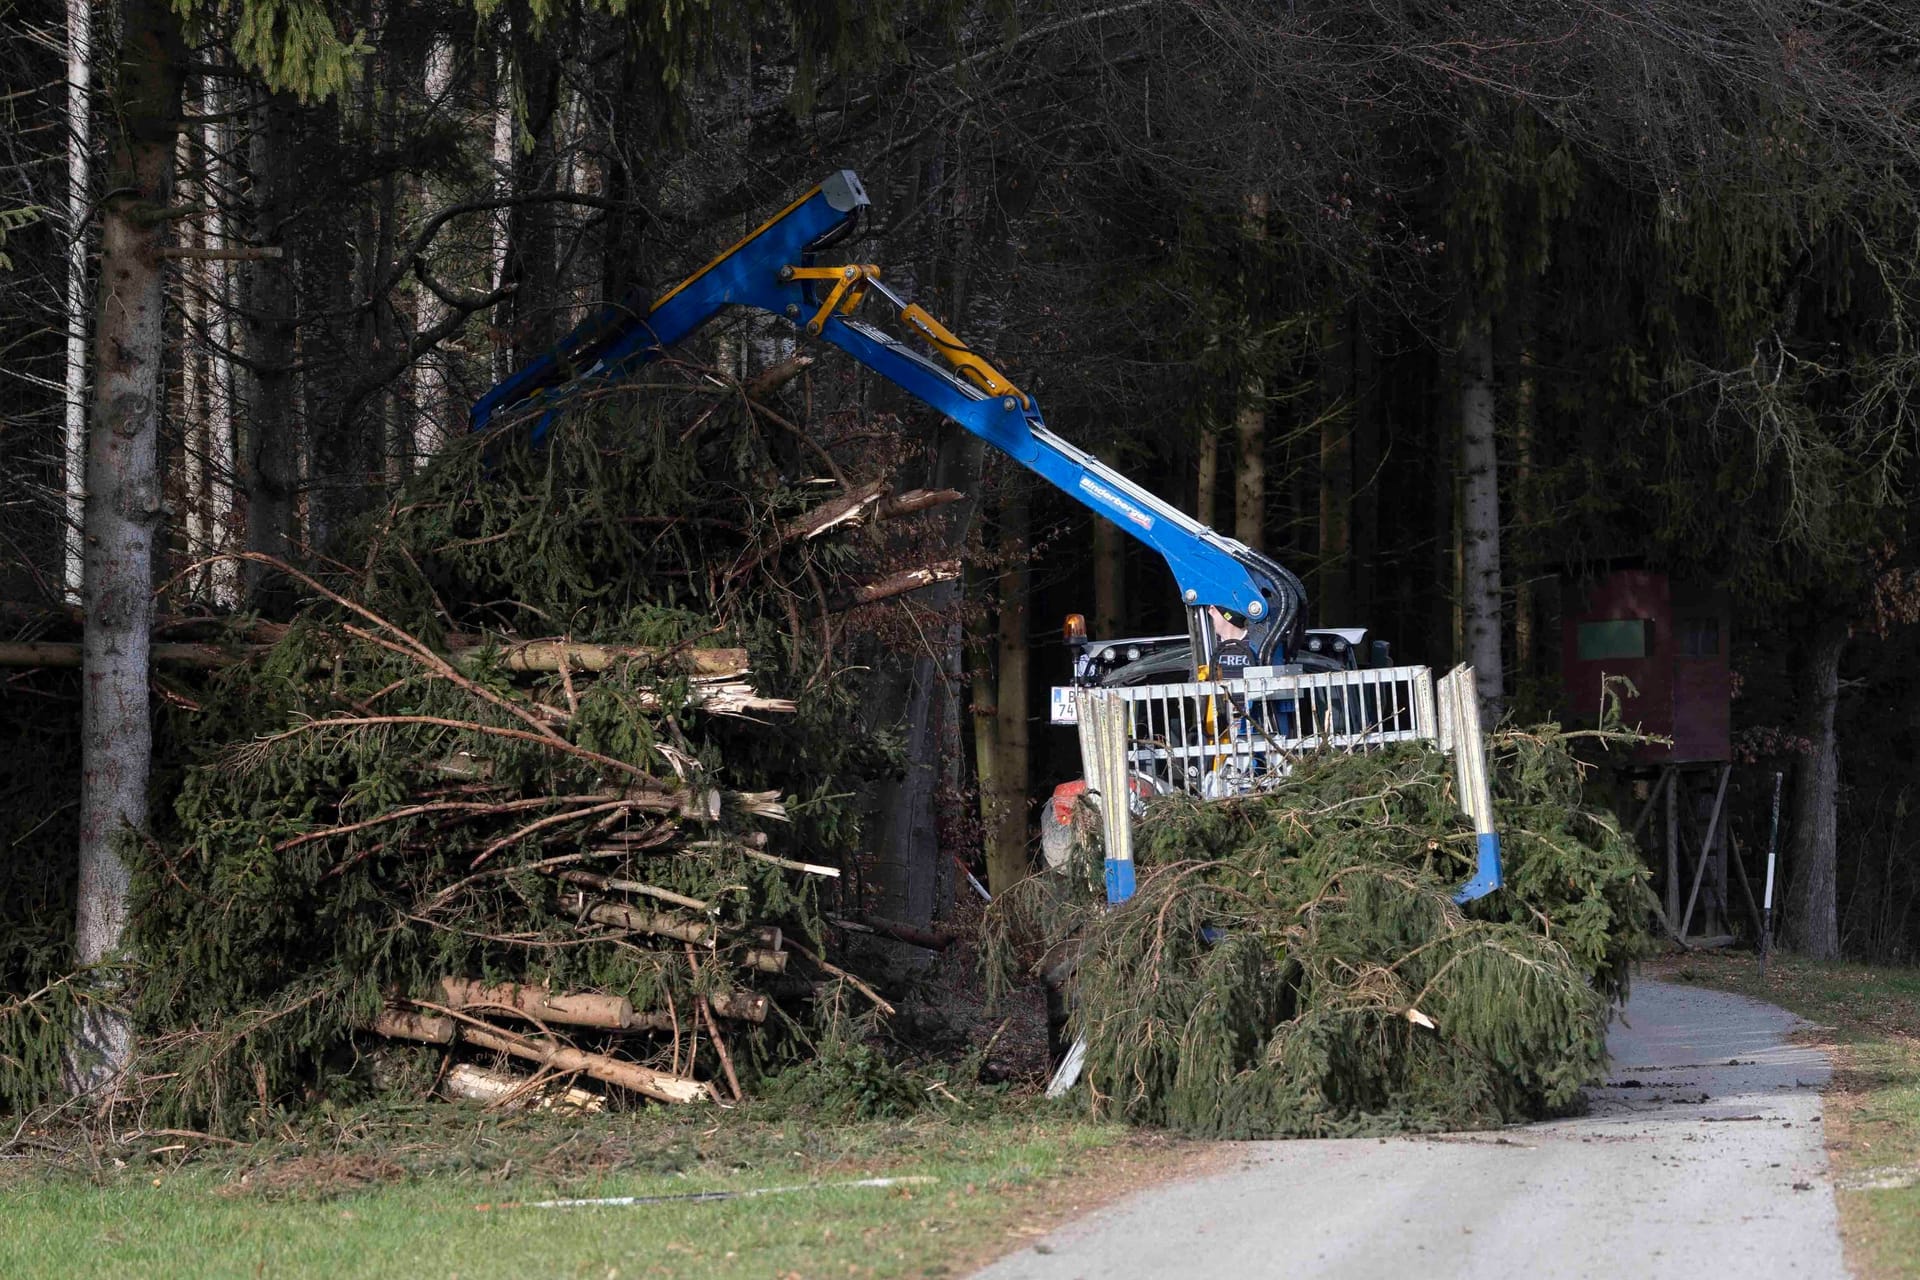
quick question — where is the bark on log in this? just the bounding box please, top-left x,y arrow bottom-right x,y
875,488 -> 965,521
848,561 -> 963,605
438,977 -> 634,1030
745,354 -> 814,400
554,869 -> 710,912
706,989 -> 770,1022
442,1061 -> 605,1112
484,642 -> 747,676
743,948 -> 789,974
782,480 -> 888,542
372,1009 -> 456,1044
597,782 -> 723,822
623,987 -> 770,1032
575,898 -> 717,946
461,1024 -> 711,1104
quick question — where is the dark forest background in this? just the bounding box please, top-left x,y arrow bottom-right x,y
9,0 -> 1920,974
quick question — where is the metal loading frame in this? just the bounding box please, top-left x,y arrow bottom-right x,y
1073,664 -> 1502,905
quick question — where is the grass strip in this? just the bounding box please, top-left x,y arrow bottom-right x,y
0,1107 -> 1183,1280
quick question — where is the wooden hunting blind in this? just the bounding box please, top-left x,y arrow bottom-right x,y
1562,569 -> 1753,945
1561,569 -> 1731,764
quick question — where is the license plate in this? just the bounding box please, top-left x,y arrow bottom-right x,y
1049,687 -> 1078,724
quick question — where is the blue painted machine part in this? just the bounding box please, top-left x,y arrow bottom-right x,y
1452,832 -> 1504,904
1104,858 -> 1136,905
470,171 -> 1305,654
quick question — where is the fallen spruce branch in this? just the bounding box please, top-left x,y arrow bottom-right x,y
682,833 -> 835,877
0,635 -> 752,676
827,914 -> 958,951
785,938 -> 893,1016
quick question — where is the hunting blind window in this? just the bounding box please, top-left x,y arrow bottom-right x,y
1678,617 -> 1719,658
1576,619 -> 1651,661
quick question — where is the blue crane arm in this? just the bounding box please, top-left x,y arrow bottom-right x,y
471,170 -> 1307,663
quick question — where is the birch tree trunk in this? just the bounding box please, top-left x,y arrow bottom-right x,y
1786,620 -> 1847,959
489,40 -> 515,383
201,75 -> 237,606
1458,315 -> 1502,718
69,0 -> 186,1095
411,36 -> 457,459
178,117 -> 208,594
177,72 -> 235,604
62,0 -> 92,602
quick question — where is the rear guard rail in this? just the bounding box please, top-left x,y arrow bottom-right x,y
1071,663 -> 1502,906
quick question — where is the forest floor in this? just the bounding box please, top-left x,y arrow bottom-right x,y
0,1104 -> 1206,1280
1652,951 -> 1920,1280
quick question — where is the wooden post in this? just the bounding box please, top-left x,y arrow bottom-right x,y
1678,763 -> 1732,938
1665,765 -> 1681,929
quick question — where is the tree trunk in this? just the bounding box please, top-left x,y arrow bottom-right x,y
238,88 -> 299,596
1233,378 -> 1266,553
306,34 -> 391,553
1430,389 -> 1456,669
499,4 -> 565,364
1350,309 -> 1379,621
410,35 -> 457,460
1232,191 -> 1269,553
985,481 -> 1031,895
489,38 -> 515,383
1317,308 -> 1354,623
1458,315 -> 1502,718
178,115 -> 209,595
1512,347 -> 1537,683
62,0 -> 93,602
1786,620 -> 1847,959
598,46 -> 663,304
969,578 -> 1000,875
871,426 -> 981,929
1092,516 -> 1125,638
1195,420 -> 1220,529
70,0 -> 186,1095
203,78 -> 238,607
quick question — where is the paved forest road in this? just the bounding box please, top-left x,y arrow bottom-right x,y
977,980 -> 1846,1279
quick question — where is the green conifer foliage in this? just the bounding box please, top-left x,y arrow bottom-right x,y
0,377 -> 902,1126
990,736 -> 1658,1138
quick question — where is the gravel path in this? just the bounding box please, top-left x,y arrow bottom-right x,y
975,979 -> 1846,1279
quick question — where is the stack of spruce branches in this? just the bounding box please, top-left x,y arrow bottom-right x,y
24,371 -> 958,1127
989,735 -> 1660,1138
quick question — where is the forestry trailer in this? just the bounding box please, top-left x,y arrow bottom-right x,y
473,170 -> 1502,909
